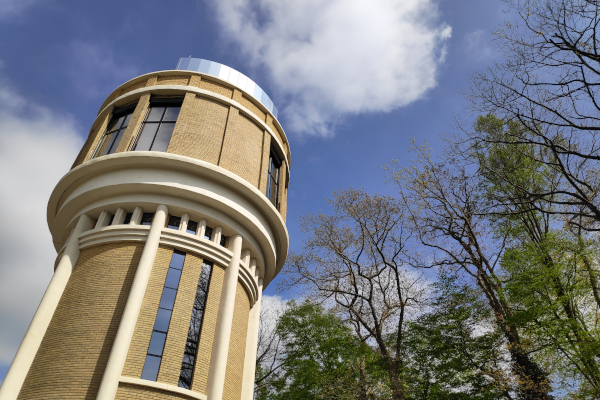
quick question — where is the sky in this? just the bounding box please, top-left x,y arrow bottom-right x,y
0,0 -> 507,383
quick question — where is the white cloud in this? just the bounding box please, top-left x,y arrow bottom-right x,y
211,0 -> 451,135
0,0 -> 38,18
0,83 -> 83,367
464,29 -> 494,60
67,41 -> 139,99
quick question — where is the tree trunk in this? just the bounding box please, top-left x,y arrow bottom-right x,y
383,354 -> 404,400
358,354 -> 368,400
475,271 -> 551,399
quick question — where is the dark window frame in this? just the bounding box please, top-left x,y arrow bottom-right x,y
167,215 -> 181,230
92,103 -> 137,159
132,97 -> 183,152
266,149 -> 281,209
141,250 -> 186,382
178,260 -> 213,389
186,220 -> 198,235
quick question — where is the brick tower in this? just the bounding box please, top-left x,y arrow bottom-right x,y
0,58 -> 290,400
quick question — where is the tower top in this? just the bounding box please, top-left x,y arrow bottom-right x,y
176,57 -> 278,118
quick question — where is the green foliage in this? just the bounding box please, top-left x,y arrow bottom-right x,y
502,232 -> 600,396
257,300 -> 373,400
404,275 -> 512,400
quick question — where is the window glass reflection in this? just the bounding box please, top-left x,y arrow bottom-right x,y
134,104 -> 181,153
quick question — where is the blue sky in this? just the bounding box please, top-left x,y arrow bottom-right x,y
0,0 -> 506,383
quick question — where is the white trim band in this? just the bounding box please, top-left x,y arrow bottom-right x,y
119,376 -> 207,400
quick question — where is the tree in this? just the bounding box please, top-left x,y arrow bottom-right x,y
466,0 -> 600,231
256,300 -> 375,400
404,275 -> 513,400
472,115 -> 600,396
388,143 -> 551,399
254,297 -> 287,398
281,189 -> 426,400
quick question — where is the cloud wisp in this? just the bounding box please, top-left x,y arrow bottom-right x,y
211,0 -> 451,136
0,82 -> 82,367
67,41 -> 139,99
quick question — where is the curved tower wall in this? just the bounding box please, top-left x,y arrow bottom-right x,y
1,64 -> 290,400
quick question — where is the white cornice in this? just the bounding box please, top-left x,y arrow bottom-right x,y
48,152 -> 288,287
78,225 -> 259,305
119,376 -> 207,400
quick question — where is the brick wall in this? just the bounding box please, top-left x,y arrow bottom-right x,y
166,95 -> 229,165
219,113 -> 263,187
265,114 -> 283,148
122,246 -> 172,378
239,94 -> 266,122
258,132 -> 271,193
191,264 -> 225,393
115,93 -> 151,153
120,80 -> 147,97
157,75 -> 190,86
223,282 -> 251,400
71,107 -> 113,168
115,382 -> 192,400
18,242 -> 144,400
157,252 -> 204,385
71,71 -> 290,218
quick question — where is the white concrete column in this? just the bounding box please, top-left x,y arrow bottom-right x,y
112,208 -> 126,225
130,206 -> 143,225
197,219 -> 207,239
213,226 -> 223,245
241,264 -> 263,400
95,210 -> 112,229
206,234 -> 243,400
96,204 -> 168,400
241,249 -> 251,267
0,214 -> 94,400
180,213 -> 189,232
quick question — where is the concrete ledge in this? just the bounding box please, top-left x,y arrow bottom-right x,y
119,376 -> 207,400
77,224 -> 260,305
48,152 -> 288,287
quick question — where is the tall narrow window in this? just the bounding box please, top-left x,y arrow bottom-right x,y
133,98 -> 182,152
93,104 -> 136,158
178,261 -> 213,389
141,250 -> 186,381
266,150 -> 281,209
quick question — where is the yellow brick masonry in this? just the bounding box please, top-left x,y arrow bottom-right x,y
279,161 -> 288,223
258,132 -> 271,194
115,93 -> 151,153
116,382 -> 193,400
239,94 -> 266,122
157,252 -> 204,385
192,77 -> 234,99
70,71 -> 289,217
122,245 -> 173,378
17,242 -> 144,400
191,265 -> 225,394
223,282 -> 251,400
157,75 -> 191,86
71,106 -> 113,168
120,80 -> 147,97
166,94 -> 229,165
218,112 -> 264,188
265,114 -> 283,149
